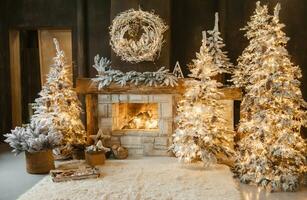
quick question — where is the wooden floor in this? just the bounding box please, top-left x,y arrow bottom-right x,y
0,144 -> 306,200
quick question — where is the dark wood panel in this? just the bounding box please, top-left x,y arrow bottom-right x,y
20,30 -> 41,124
86,0 -> 111,77
171,0 -> 218,76
0,0 -> 11,141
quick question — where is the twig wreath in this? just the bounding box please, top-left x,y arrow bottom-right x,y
109,8 -> 168,63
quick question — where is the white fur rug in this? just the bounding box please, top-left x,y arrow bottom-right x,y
17,157 -> 241,200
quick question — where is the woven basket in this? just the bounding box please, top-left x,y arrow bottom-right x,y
25,150 -> 55,174
85,151 -> 106,166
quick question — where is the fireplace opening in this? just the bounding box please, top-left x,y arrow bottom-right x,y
112,103 -> 159,131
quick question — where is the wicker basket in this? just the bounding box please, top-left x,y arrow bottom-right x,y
85,151 -> 106,166
25,150 -> 55,174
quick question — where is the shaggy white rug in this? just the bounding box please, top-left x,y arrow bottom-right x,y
17,157 -> 241,200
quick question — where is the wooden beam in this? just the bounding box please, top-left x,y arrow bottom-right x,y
9,30 -> 22,127
76,78 -> 242,100
85,94 -> 98,144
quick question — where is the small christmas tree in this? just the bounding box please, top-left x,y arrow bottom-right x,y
31,38 -> 86,157
232,2 -> 272,88
233,3 -> 307,192
206,12 -> 233,74
170,31 -> 234,166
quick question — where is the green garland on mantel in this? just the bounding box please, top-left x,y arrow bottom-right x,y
91,55 -> 178,89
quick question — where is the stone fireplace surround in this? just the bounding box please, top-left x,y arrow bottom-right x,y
75,78 -> 242,157
98,94 -> 175,156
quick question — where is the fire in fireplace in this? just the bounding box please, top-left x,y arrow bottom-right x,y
122,110 -> 158,129
113,103 -> 159,131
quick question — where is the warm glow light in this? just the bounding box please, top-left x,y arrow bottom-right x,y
123,110 -> 158,130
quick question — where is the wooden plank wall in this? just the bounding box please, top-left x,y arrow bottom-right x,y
9,31 -> 22,127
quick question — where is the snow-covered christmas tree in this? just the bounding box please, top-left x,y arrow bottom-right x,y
233,3 -> 307,192
232,2 -> 272,88
170,31 -> 234,166
31,38 -> 86,157
206,12 -> 233,74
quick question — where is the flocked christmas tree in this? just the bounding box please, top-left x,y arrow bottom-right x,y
233,3 -> 307,192
170,30 -> 234,166
207,13 -> 234,74
31,38 -> 86,157
232,2 -> 272,88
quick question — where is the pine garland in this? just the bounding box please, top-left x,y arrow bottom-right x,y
91,55 -> 178,89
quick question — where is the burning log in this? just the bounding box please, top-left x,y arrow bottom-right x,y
121,111 -> 158,129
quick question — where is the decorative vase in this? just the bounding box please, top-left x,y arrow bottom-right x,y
85,151 -> 106,166
72,148 -> 85,160
25,150 -> 55,174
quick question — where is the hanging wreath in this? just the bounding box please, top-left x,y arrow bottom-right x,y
109,9 -> 168,63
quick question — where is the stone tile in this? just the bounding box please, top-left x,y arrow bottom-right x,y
143,137 -> 155,143
143,143 -> 154,156
148,95 -> 155,102
159,119 -> 173,136
120,136 -> 143,148
128,94 -> 149,102
111,94 -> 119,103
154,137 -> 169,146
110,136 -> 121,146
111,130 -> 125,136
98,126 -> 112,132
153,95 -> 173,103
160,102 -> 173,118
126,148 -> 143,156
154,145 -> 169,150
98,94 -> 111,103
100,118 -> 112,127
119,94 -> 128,102
149,149 -> 170,156
111,136 -> 120,142
107,104 -> 113,117
98,104 -> 109,118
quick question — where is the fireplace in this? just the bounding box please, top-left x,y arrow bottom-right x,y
98,94 -> 175,156
113,103 -> 159,130
75,78 -> 242,157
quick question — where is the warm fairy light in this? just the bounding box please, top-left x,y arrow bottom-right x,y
232,2 -> 307,192
31,38 -> 87,157
170,12 -> 234,167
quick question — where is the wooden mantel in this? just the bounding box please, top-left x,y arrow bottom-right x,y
76,78 -> 242,100
76,78 -> 242,142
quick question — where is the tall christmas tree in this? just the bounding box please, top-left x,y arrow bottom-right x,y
31,38 -> 86,157
206,12 -> 234,74
232,2 -> 272,88
170,31 -> 234,166
233,3 -> 307,192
